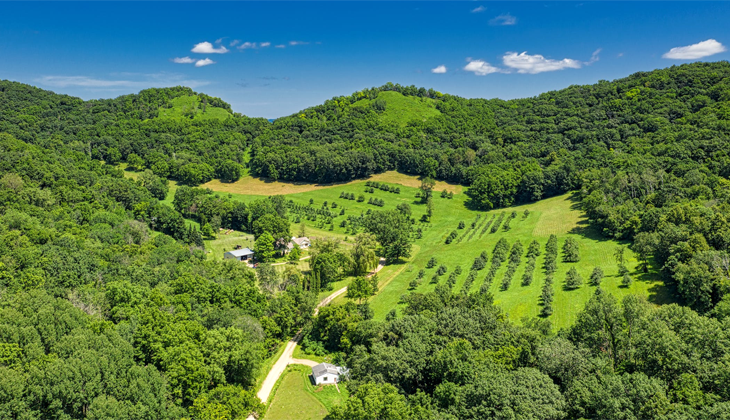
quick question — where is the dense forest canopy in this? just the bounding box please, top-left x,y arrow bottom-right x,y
2,61 -> 730,419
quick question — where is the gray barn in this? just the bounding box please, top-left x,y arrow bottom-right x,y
223,248 -> 254,261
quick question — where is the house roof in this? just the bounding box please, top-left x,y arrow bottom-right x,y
225,248 -> 254,257
292,237 -> 310,246
312,363 -> 340,378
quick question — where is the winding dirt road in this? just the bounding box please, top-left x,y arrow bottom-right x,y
248,258 -> 386,418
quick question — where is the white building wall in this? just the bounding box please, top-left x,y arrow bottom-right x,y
314,373 -> 338,385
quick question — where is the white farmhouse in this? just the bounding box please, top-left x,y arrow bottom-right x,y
311,363 -> 343,385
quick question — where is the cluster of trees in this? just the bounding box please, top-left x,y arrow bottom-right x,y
0,133 -> 313,418
309,286 -> 730,419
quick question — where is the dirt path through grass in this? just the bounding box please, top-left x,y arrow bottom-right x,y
248,258 -> 386,419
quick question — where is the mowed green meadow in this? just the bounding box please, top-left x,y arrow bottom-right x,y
206,173 -> 673,330
264,365 -> 347,420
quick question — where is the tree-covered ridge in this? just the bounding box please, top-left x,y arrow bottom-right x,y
253,62 -> 730,196
0,81 -> 268,186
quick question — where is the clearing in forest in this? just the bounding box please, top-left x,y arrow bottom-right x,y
213,173 -> 672,330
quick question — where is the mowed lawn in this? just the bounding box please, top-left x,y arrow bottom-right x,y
265,365 -> 347,420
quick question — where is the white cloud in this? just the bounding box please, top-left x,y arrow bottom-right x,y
662,39 -> 726,59
195,58 -> 216,67
490,13 -> 516,26
172,56 -> 195,64
431,65 -> 447,74
463,60 -> 501,76
587,48 -> 601,64
289,41 -> 309,46
230,39 -> 241,47
502,51 -> 581,74
275,44 -> 286,49
35,73 -> 211,90
191,41 -> 229,54
471,5 -> 486,13
260,42 -> 271,48
215,37 -> 225,44
238,42 -> 257,50
617,52 -> 624,58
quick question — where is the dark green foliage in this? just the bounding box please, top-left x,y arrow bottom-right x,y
540,275 -> 555,317
590,267 -> 604,286
502,210 -> 518,231
0,135 -> 314,418
565,267 -> 583,290
562,237 -> 580,262
527,239 -> 541,259
1,80 -> 270,187
522,257 -> 536,286
471,255 -> 486,271
622,272 -> 633,287
426,257 -> 437,269
363,209 -> 413,262
490,212 -> 506,233
445,230 -> 458,244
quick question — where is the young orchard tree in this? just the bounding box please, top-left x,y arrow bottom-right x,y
614,246 -> 626,267
622,272 -> 633,287
562,238 -> 580,262
590,267 -> 604,286
565,267 -> 583,290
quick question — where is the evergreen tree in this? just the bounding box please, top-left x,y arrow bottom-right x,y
565,267 -> 583,290
590,267 -> 604,286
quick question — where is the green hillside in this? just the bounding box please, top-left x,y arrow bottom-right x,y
350,90 -> 441,126
157,95 -> 232,120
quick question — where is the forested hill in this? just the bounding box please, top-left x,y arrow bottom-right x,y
253,61 -> 730,197
254,62 -> 730,316
0,81 -> 269,185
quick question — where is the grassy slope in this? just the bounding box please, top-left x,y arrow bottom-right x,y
264,365 -> 347,420
351,91 -> 441,126
201,170 -> 461,196
211,175 -> 672,330
157,95 -> 231,120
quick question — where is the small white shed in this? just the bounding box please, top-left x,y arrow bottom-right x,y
311,363 -> 342,385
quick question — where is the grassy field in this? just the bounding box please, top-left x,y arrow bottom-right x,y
206,174 -> 673,330
264,365 -> 347,420
201,170 -> 461,196
157,95 -> 232,120
351,90 -> 441,126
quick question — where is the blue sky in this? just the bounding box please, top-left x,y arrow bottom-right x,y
1,2 -> 728,118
